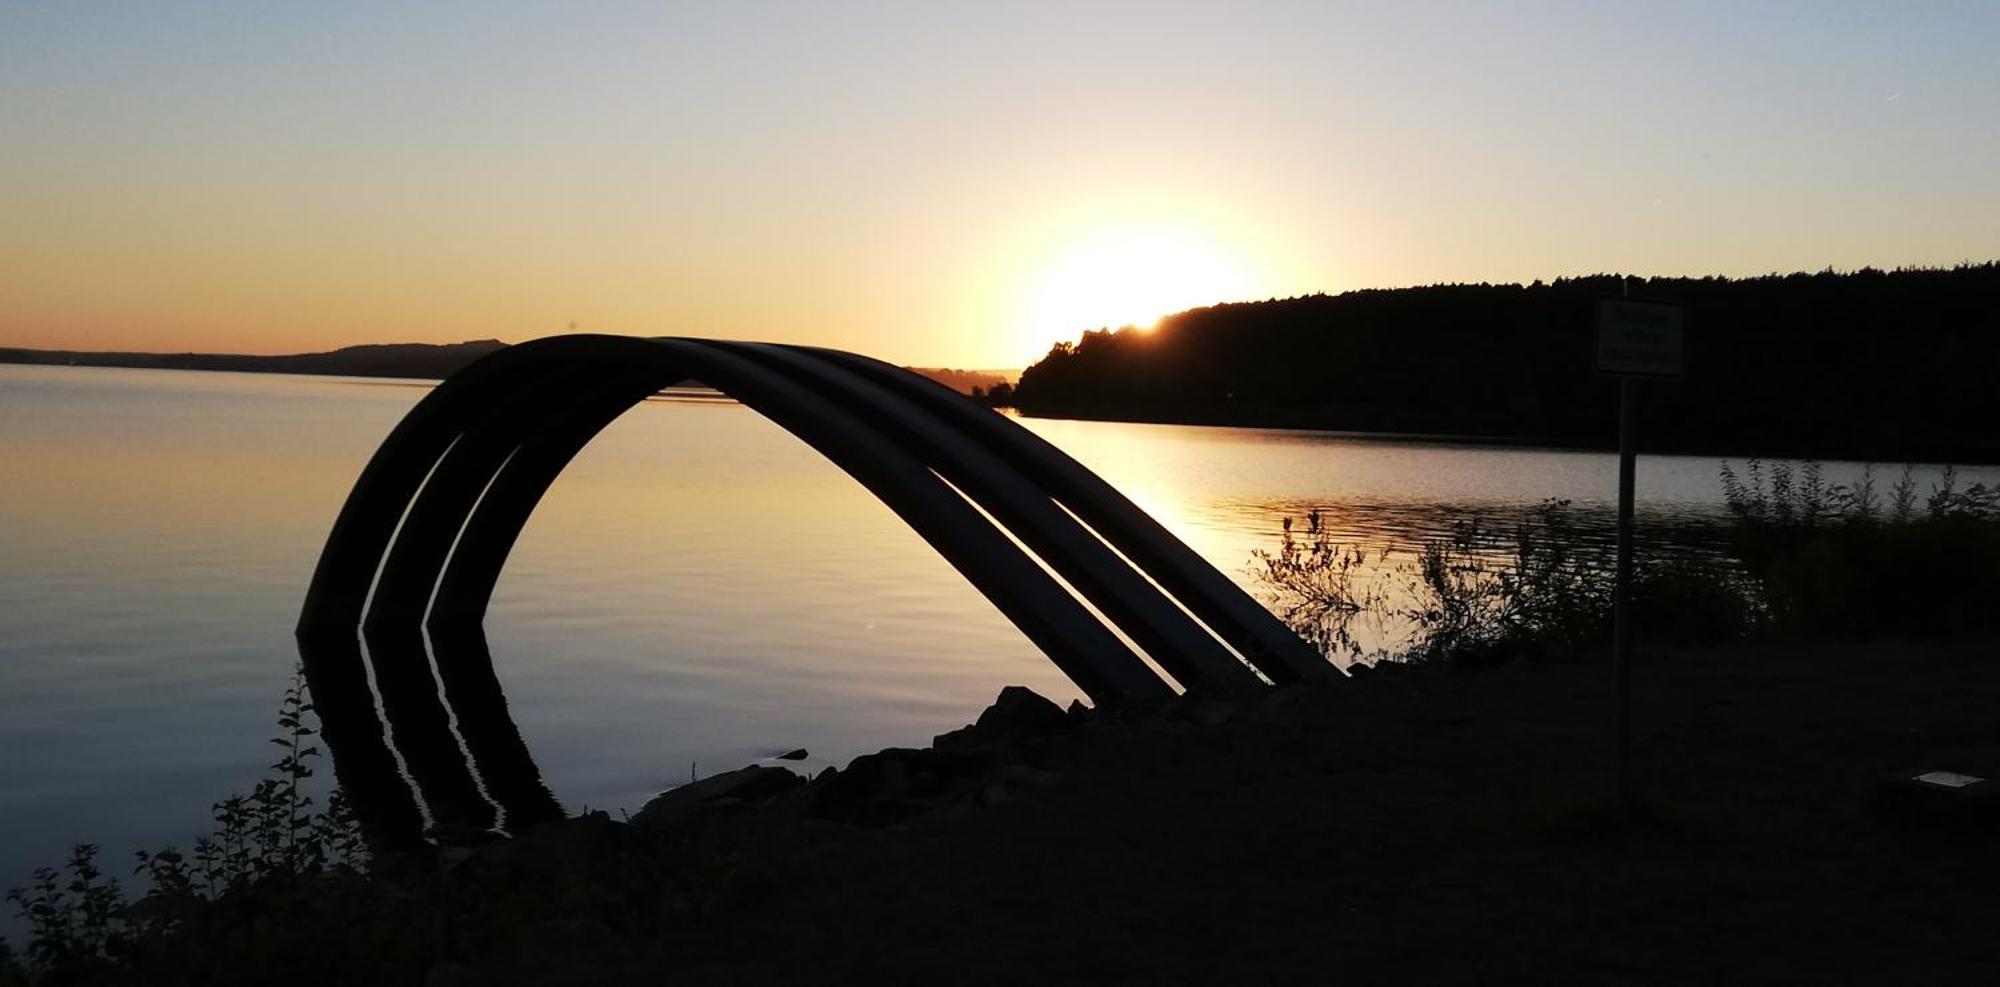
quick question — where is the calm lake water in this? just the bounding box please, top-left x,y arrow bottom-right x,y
3,364 -> 1992,901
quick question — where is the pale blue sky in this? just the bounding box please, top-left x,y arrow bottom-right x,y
4,1 -> 1996,365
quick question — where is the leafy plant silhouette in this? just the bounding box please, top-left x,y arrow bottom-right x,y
5,665 -> 364,971
1250,511 -> 1384,662
1257,498 -> 1758,666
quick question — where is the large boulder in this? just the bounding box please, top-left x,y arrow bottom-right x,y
456,810 -> 639,881
933,686 -> 1071,750
803,747 -> 995,825
630,765 -> 804,830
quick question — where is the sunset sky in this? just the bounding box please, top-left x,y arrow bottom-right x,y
4,2 -> 1996,368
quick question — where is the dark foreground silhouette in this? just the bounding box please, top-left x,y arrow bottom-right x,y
9,638 -> 1998,985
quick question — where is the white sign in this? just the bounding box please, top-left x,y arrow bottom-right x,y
1597,298 -> 1685,378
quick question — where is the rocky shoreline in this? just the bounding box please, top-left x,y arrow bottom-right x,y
429,641 -> 2000,986
444,678 -> 1359,887
625,682 -> 1328,833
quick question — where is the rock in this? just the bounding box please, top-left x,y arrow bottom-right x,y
1248,684 -> 1318,723
934,686 -> 1072,750
659,889 -> 703,919
979,780 -> 1019,807
447,811 -> 643,893
528,811 -> 634,860
997,764 -> 1060,788
425,962 -> 483,987
632,765 -> 804,830
1172,696 -> 1239,726
976,685 -> 1068,730
804,747 -> 994,824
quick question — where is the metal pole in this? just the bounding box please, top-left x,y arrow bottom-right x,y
1614,375 -> 1637,807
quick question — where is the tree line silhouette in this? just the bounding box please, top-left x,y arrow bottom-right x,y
1009,264 -> 2000,462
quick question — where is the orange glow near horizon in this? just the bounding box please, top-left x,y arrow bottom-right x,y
1014,222 -> 1262,355
988,208 -> 1290,367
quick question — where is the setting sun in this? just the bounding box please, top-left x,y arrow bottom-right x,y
1015,223 -> 1263,361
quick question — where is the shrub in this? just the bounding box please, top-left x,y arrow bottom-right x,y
1250,511 -> 1383,662
1255,499 -> 1755,666
1718,459 -> 2000,637
4,666 -> 365,974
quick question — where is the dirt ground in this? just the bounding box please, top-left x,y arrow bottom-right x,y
633,638 -> 2000,985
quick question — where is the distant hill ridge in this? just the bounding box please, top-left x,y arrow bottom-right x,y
0,340 -> 1016,395
0,340 -> 509,381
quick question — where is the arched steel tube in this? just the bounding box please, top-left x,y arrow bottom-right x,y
425,368 -> 669,630
364,362 -> 592,632
715,341 -> 1264,695
298,341 -> 581,633
346,335 -> 1174,704
795,347 -> 1337,684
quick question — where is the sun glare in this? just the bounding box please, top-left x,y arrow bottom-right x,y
1016,223 -> 1260,361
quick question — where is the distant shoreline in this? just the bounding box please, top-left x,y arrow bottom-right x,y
1009,404 -> 2000,467
0,339 -> 511,382
0,343 -> 1016,396
11,345 -> 1995,465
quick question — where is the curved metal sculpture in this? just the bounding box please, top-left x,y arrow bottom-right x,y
298,335 -> 1331,706
294,334 -> 1339,846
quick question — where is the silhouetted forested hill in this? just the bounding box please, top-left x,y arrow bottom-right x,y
909,367 -> 1016,394
1011,264 -> 2000,462
0,340 -> 508,380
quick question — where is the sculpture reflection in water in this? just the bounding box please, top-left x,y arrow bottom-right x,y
298,625 -> 560,852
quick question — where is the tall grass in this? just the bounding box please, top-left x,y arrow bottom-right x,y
1718,459 -> 2000,637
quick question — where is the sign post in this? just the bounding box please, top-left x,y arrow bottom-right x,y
1595,293 -> 1684,807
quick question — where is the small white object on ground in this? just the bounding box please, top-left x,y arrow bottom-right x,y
1913,770 -> 1984,789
